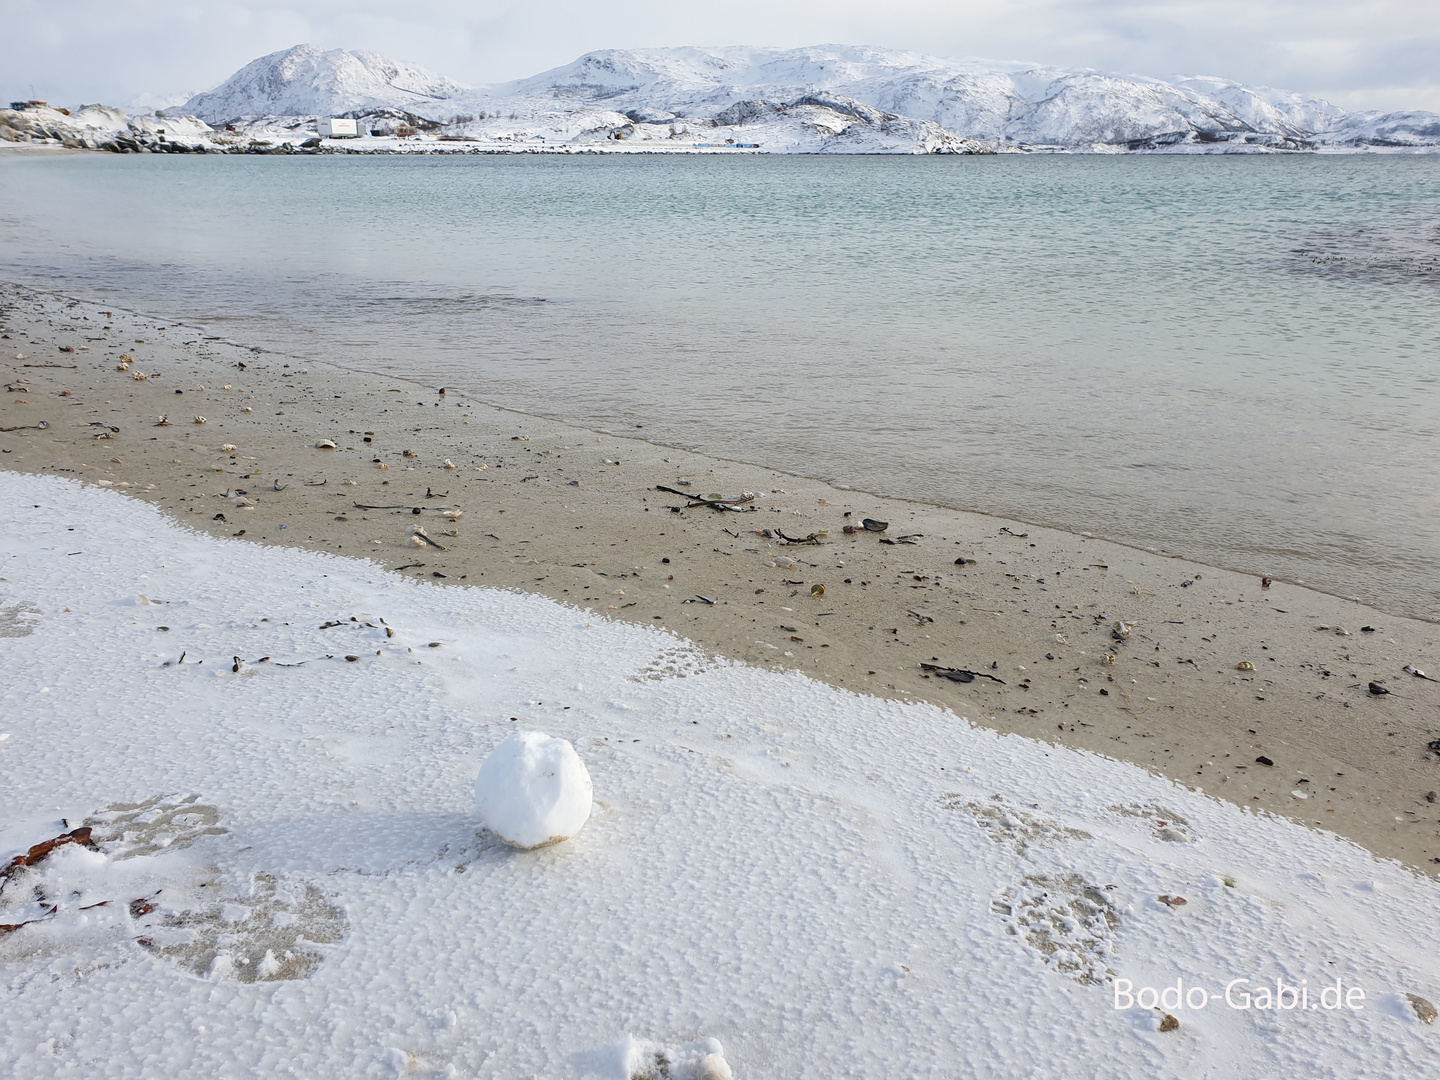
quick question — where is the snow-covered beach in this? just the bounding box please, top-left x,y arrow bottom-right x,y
3,468 -> 1440,1078
6,15 -> 1440,1075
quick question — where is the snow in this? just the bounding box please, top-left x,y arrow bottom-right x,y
2,470 -> 1440,1076
179,44 -> 469,126
1321,110 -> 1440,147
9,42 -> 1436,155
485,44 -> 1438,151
0,103 -> 222,152
473,731 -> 593,849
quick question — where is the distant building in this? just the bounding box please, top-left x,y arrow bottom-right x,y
9,100 -> 48,111
318,117 -> 359,138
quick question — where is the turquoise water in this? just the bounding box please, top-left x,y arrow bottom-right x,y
1,152 -> 1437,617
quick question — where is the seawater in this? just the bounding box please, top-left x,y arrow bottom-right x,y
1,152 -> 1436,618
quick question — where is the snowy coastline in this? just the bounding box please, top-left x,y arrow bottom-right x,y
3,469 -> 1440,1076
4,43 -> 1438,157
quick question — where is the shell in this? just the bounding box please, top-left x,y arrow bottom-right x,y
315,439 -> 336,449
1236,660 -> 1255,671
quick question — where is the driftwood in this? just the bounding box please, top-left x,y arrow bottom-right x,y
655,485 -> 757,512
920,662 -> 1006,685
1,828 -> 98,909
776,529 -> 824,545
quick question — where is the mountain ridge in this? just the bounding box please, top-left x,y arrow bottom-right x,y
171,43 -> 1440,152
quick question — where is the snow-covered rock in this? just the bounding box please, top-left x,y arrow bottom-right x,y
177,44 -> 469,126
0,104 -> 221,152
473,731 -> 593,849
1321,110 -> 1440,147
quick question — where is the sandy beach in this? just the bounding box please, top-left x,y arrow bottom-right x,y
3,278 -> 1438,875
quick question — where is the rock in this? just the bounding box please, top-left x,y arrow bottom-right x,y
1408,994 -> 1437,1024
474,731 -> 592,850
1157,1010 -> 1179,1032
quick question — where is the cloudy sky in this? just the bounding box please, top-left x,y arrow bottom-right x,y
4,0 -> 1437,113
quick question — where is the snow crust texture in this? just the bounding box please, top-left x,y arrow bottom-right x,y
2,472 -> 1440,1077
473,731 -> 593,849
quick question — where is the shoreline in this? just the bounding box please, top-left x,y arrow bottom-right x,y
3,278 -> 1439,875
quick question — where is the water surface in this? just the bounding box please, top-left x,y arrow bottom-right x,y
1,152 -> 1436,617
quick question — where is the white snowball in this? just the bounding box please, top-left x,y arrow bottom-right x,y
473,731 -> 593,849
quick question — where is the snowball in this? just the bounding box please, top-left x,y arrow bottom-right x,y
474,731 -> 592,849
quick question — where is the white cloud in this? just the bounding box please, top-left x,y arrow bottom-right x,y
3,0 -> 1436,113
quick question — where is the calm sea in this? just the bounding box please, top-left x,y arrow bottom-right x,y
1,152 -> 1436,618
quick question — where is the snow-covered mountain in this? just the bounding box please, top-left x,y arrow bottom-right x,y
494,44 -> 1404,150
157,43 -> 1440,153
179,44 -> 468,125
437,92 -> 991,154
1321,110 -> 1440,147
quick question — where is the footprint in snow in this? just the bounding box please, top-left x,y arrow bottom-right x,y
1108,801 -> 1196,843
943,793 -> 1091,854
134,870 -> 346,983
0,601 -> 42,638
992,873 -> 1121,987
85,793 -> 226,858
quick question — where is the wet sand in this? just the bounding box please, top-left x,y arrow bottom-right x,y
4,279 -> 1439,874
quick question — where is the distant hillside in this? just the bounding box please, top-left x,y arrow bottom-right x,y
164,42 -> 1440,153
179,44 -> 468,124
